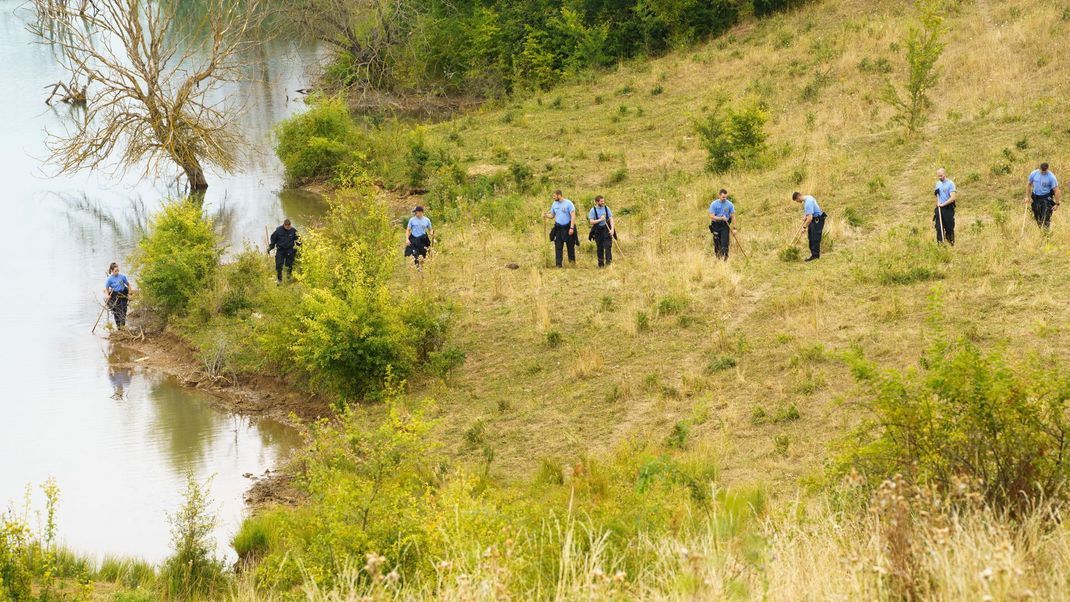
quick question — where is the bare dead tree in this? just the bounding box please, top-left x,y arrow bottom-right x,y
29,0 -> 263,193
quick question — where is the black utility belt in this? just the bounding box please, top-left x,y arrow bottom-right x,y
1032,193 -> 1055,200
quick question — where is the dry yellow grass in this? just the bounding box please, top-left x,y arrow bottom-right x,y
363,0 -> 1070,501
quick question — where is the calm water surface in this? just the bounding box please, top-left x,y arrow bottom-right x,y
0,1 -> 324,561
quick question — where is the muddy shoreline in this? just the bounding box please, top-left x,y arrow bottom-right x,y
110,326 -> 325,509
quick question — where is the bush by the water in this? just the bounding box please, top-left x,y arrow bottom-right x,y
131,199 -> 221,319
234,390 -> 739,594
159,475 -> 225,600
275,96 -> 363,186
841,335 -> 1070,512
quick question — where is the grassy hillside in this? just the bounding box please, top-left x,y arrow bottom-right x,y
388,0 -> 1070,490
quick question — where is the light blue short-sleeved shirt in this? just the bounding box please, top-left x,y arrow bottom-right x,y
550,199 -> 576,226
708,199 -> 735,219
105,274 -> 130,293
803,196 -> 823,217
1029,170 -> 1059,196
407,216 -> 432,237
588,206 -> 613,222
934,179 -> 956,204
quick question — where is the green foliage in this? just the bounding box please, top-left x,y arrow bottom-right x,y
131,199 -> 221,320
695,102 -> 770,173
275,96 -> 363,186
238,393 -> 740,595
779,245 -> 801,262
839,337 -> 1070,512
882,0 -> 946,133
853,229 -> 950,285
159,475 -> 225,600
306,1 -> 807,98
708,355 -> 738,372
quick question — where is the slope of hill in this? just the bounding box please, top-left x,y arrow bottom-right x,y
388,0 -> 1070,490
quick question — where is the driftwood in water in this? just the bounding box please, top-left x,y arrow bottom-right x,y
44,80 -> 87,105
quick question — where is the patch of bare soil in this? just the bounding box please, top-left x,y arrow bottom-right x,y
110,325 -> 332,427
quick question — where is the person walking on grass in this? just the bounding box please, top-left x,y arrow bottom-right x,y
792,192 -> 826,262
405,205 -> 434,266
545,190 -> 577,268
268,218 -> 300,283
1027,162 -> 1060,230
934,168 -> 957,245
587,195 -> 615,268
708,189 -> 736,261
104,262 -> 131,329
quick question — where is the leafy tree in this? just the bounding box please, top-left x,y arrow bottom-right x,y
695,102 -> 770,174
883,0 -> 946,134
131,200 -> 221,319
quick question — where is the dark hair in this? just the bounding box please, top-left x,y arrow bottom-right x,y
719,189 -> 728,195
792,192 -> 802,200
594,195 -> 605,202
283,218 -> 292,226
108,262 -> 119,275
1041,163 -> 1049,171
554,189 -> 563,196
413,205 -> 425,213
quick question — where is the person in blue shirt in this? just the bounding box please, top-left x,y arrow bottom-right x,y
544,190 -> 577,267
587,195 -> 615,267
1027,162 -> 1061,229
708,189 -> 736,260
933,168 -> 957,245
103,262 -> 131,329
405,206 -> 434,266
792,192 -> 826,261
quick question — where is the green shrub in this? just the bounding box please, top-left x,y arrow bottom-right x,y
779,246 -> 801,262
708,355 -> 737,372
275,96 -> 361,186
695,101 -> 769,173
131,199 -> 221,319
159,475 -> 225,600
840,337 -> 1070,512
508,161 -> 534,191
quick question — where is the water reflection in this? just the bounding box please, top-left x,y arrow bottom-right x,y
0,0 -> 321,562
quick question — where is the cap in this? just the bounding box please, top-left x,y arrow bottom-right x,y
413,205 -> 425,213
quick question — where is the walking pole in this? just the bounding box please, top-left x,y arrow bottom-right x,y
936,200 -> 946,244
91,300 -> 108,334
731,229 -> 750,260
788,227 -> 803,249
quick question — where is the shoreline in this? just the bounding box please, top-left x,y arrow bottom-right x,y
108,327 -> 326,511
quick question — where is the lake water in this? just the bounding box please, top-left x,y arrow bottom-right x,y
0,1 -> 324,562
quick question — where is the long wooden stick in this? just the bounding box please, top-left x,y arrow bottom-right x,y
788,227 -> 803,248
936,201 -> 946,244
91,300 -> 108,334
731,229 -> 750,259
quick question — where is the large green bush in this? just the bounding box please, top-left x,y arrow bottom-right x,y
695,102 -> 770,174
235,393 -> 743,594
840,336 -> 1070,512
275,97 -> 362,186
131,199 -> 221,319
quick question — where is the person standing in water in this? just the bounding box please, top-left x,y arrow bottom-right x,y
104,262 -> 131,329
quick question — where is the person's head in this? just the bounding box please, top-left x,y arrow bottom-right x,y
719,188 -> 728,200
792,191 -> 803,203
413,205 -> 425,217
108,262 -> 119,275
282,218 -> 292,230
1040,162 -> 1050,173
553,189 -> 563,201
936,168 -> 947,181
595,195 -> 605,206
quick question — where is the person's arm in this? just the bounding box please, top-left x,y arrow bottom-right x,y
730,211 -> 738,231
267,228 -> 277,253
569,209 -> 576,232
947,189 -> 958,206
404,224 -> 412,246
1055,185 -> 1062,205
802,213 -> 813,230
428,224 -> 435,245
1027,176 -> 1034,202
607,213 -> 615,234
